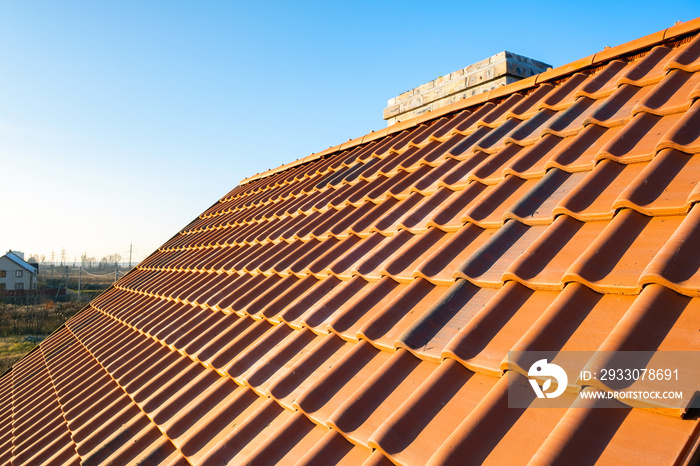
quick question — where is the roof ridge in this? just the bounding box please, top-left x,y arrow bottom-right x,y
240,17 -> 700,186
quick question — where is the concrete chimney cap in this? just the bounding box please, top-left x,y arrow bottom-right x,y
383,51 -> 551,126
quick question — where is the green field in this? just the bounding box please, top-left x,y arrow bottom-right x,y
0,301 -> 86,374
0,337 -> 37,375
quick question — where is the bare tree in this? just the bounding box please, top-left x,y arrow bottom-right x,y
99,253 -> 121,270
81,253 -> 96,269
28,254 -> 45,264
107,253 -> 122,264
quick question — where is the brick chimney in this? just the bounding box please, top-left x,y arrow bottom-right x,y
383,51 -> 551,126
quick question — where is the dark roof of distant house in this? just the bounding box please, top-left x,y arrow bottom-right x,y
1,18 -> 700,466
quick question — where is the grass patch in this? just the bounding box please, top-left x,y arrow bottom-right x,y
0,301 -> 86,374
0,337 -> 38,374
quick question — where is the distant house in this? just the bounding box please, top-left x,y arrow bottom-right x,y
0,250 -> 38,291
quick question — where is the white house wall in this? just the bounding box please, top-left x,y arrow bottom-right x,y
0,256 -> 36,290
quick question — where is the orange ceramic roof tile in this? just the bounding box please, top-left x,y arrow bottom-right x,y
442,281 -> 560,375
505,169 -> 588,225
254,275 -> 320,322
325,277 -> 409,341
425,183 -> 489,230
413,224 -> 496,285
368,359 -> 498,465
554,159 -> 649,220
480,94 -> 524,125
4,18 -> 700,466
544,97 -> 601,137
619,45 -> 674,86
397,279 -> 500,363
294,340 -> 392,425
392,188 -> 457,234
546,123 -> 623,171
0,381 -> 11,465
276,275 -> 347,327
505,283 -> 635,362
585,83 -> 654,126
241,329 -> 325,394
500,135 -> 566,178
657,98 -> 700,153
577,60 -> 630,98
357,279 -> 451,351
634,68 -> 700,114
327,350 -> 438,446
246,412 -> 373,465
266,334 -> 354,408
640,203 -> 700,296
461,175 -> 540,227
438,149 -> 490,185
541,73 -> 590,109
502,215 -> 609,290
531,387 -> 700,465
426,372 -> 576,466
614,148 -> 700,215
595,283 -> 700,353
368,228 -> 451,282
598,111 -> 685,163
467,144 -> 524,184
563,209 -> 685,293
455,220 -> 546,287
195,399 -> 296,464
665,32 -> 700,72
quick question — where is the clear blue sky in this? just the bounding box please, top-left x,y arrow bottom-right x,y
1,1 -> 697,264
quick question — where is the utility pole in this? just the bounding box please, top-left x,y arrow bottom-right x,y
115,262 -> 118,283
55,266 -> 67,299
129,242 -> 132,270
78,266 -> 81,301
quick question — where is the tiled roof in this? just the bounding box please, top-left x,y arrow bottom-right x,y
3,19 -> 700,466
